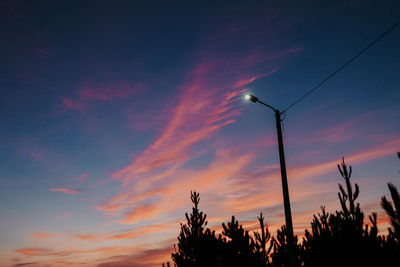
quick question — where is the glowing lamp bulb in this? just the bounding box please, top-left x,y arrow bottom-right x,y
244,94 -> 258,103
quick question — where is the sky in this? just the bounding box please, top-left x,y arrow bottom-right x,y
1,0 -> 400,266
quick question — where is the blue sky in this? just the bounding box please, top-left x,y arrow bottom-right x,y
1,0 -> 399,266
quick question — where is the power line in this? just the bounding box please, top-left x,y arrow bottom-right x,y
282,20 -> 400,114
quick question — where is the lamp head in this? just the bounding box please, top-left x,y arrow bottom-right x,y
244,94 -> 258,103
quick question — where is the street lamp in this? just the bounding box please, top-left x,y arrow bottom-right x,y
244,93 -> 296,267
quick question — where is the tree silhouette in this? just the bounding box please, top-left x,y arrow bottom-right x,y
381,183 -> 400,243
380,152 -> 400,243
172,192 -> 276,267
220,216 -> 259,266
379,152 -> 400,263
270,225 -> 302,267
172,191 -> 222,267
301,158 -> 383,266
253,213 -> 273,266
337,158 -> 359,218
169,157 -> 400,267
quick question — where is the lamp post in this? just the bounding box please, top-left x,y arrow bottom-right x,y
245,94 -> 296,267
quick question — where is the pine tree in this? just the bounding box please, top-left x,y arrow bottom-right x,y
379,153 -> 400,263
220,216 -> 257,266
171,191 -> 221,267
381,183 -> 400,242
253,213 -> 273,266
301,158 -> 383,266
381,152 -> 400,243
270,225 -> 302,267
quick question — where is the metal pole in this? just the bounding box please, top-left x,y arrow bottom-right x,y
275,109 -> 296,267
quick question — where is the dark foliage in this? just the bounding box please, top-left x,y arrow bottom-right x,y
270,225 -> 302,267
301,158 -> 384,266
221,216 -> 257,266
379,153 -> 400,263
253,213 -> 273,266
171,191 -> 222,267
171,191 -> 273,267
381,183 -> 400,242
169,156 -> 400,267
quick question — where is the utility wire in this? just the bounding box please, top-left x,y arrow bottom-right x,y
282,20 -> 400,114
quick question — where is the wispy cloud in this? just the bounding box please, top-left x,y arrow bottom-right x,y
288,138 -> 400,181
73,234 -> 100,241
48,188 -> 84,195
73,172 -> 89,184
29,232 -> 55,240
112,64 -> 244,184
97,246 -> 173,267
72,223 -> 174,243
15,248 -> 54,256
61,79 -> 146,112
94,45 -> 304,227
15,246 -> 142,257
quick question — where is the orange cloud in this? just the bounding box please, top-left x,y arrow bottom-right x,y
288,138 -> 400,181
112,86 -> 243,183
74,234 -> 101,241
122,203 -> 162,224
16,248 -> 53,256
48,188 -> 83,195
98,246 -> 173,267
96,47 -> 305,227
98,147 -> 253,224
107,224 -> 170,240
15,245 -> 143,258
29,232 -> 55,240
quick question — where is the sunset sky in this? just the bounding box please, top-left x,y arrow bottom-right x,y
1,1 -> 400,266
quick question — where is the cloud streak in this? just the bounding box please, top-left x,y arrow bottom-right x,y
48,188 -> 84,195
29,232 -> 55,240
61,79 -> 146,111
94,44 -> 303,228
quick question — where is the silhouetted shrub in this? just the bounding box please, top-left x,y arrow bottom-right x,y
270,225 -> 302,267
172,191 -> 275,267
381,183 -> 400,243
379,153 -> 400,264
301,158 -> 385,266
169,156 -> 400,267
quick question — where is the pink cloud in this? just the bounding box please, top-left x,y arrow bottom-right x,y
15,245 -> 142,258
74,234 -> 100,241
16,136 -> 72,173
107,224 -> 170,240
97,146 -> 253,224
233,74 -> 264,88
15,248 -> 54,256
95,46 -> 304,225
72,223 -> 172,243
236,47 -> 302,68
112,63 -> 246,184
73,172 -> 89,183
287,138 -> 400,181
61,97 -> 86,111
61,80 -> 146,111
122,203 -> 162,224
98,246 -> 173,267
29,232 -> 55,240
48,188 -> 83,195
